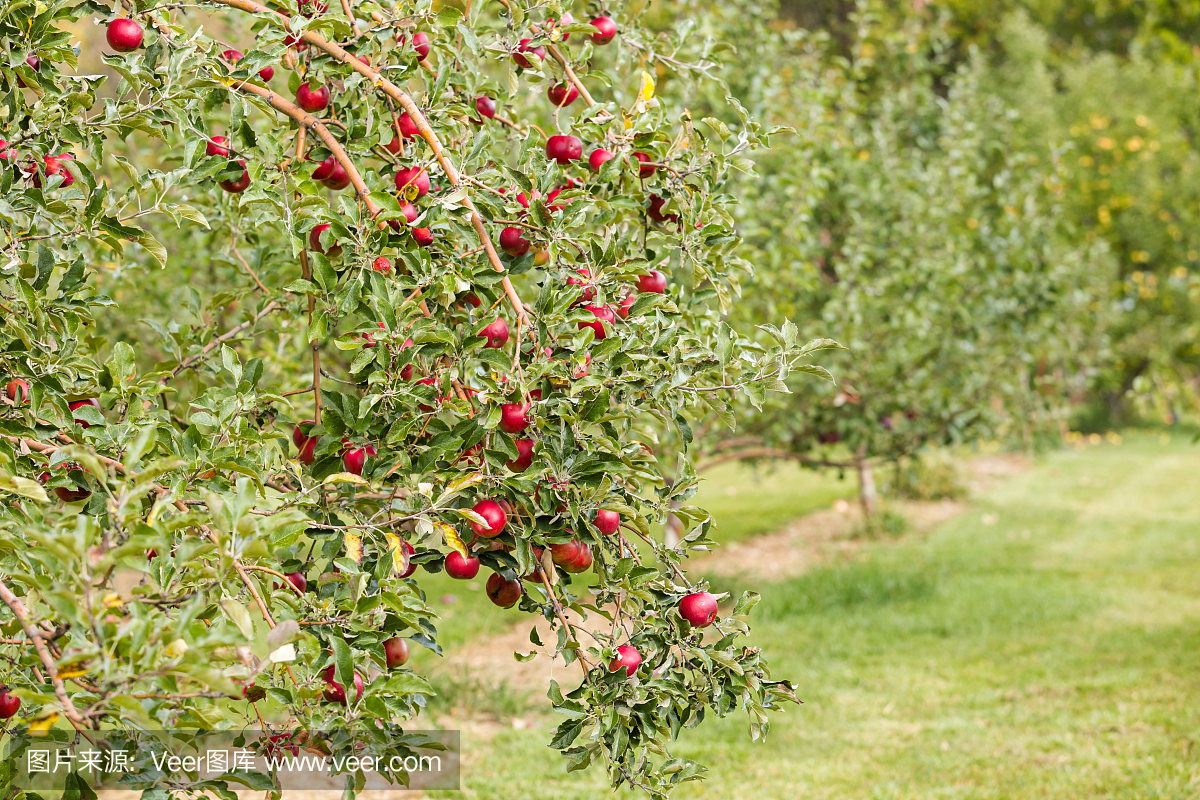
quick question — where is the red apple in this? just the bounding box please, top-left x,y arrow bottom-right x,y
383,637 -> 410,668
342,445 -> 377,476
475,96 -> 497,120
259,65 -> 275,81
323,161 -> 351,190
638,270 -> 667,294
471,499 -> 508,538
546,135 -> 583,165
445,550 -> 480,579
220,160 -> 250,193
0,690 -> 20,719
549,12 -> 575,39
479,317 -> 509,348
648,194 -> 679,223
5,379 -> 29,405
679,591 -> 719,628
499,226 -> 531,257
397,539 -> 417,578
308,223 -> 341,258
296,82 -> 331,112
292,419 -> 316,449
106,18 -> 144,52
589,148 -> 615,171
320,665 -> 363,705
285,571 -> 307,593
396,112 -> 420,139
394,166 -> 430,198
25,54 -> 40,71
594,509 -> 620,536
411,31 -> 431,61
567,268 -> 596,305
499,403 -> 529,433
564,543 -> 593,574
617,294 -> 637,319
549,540 -> 584,566
506,438 -> 535,472
206,135 -> 230,157
69,398 -> 100,428
298,436 -> 319,465
485,573 -> 522,608
37,153 -> 74,188
632,152 -> 656,178
372,256 -> 392,274
512,39 -> 546,68
590,16 -> 618,45
412,227 -> 434,247
548,83 -> 580,107
579,305 -> 615,339
311,155 -> 336,181
608,644 -> 641,677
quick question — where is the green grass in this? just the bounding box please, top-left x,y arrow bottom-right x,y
423,433 -> 1200,799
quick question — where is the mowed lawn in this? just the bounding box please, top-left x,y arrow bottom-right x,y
425,435 -> 1200,799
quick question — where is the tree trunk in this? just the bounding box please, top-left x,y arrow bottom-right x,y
856,446 -> 877,518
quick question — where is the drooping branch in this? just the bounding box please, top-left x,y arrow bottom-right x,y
0,577 -> 89,729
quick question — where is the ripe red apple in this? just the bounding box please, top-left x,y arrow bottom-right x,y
308,223 -> 341,258
462,292 -> 483,308
475,96 -> 497,120
579,305 -> 615,339
320,665 -> 363,705
445,550 -> 480,580
499,403 -> 530,434
512,38 -> 546,68
342,444 -> 377,476
485,573 -> 522,608
564,543 -> 593,574
25,54 -> 40,71
567,268 -> 596,305
679,591 -> 719,628
394,166 -> 430,198
69,398 -> 99,428
372,256 -> 392,274
617,294 -> 637,319
383,637 -> 410,668
397,539 -> 417,578
590,16 -> 618,44
296,82 -> 331,112
220,160 -> 250,193
648,195 -> 680,223
411,31 -> 431,61
632,152 -> 656,178
259,65 -> 275,81
412,227 -> 434,247
206,136 -> 230,157
638,270 -> 667,294
589,148 -> 615,171
499,226 -> 531,257
548,83 -> 580,107
608,644 -> 641,677
35,153 -> 74,188
106,18 -> 144,52
506,438 -> 535,472
546,135 -> 583,165
292,420 -> 316,449
298,436 -> 319,465
285,571 -> 307,593
479,317 -> 509,348
5,379 -> 29,404
311,155 -> 336,181
549,12 -> 575,39
471,499 -> 508,538
549,540 -> 584,567
322,162 -> 351,191
396,112 -> 420,139
0,689 -> 20,719
594,509 -> 621,536
42,464 -> 90,503
546,180 -> 575,211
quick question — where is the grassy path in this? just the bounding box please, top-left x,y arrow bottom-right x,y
427,435 -> 1200,799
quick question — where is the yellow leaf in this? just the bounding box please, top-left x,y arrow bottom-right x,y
384,531 -> 410,578
28,713 -> 59,734
324,472 -> 368,486
343,531 -> 364,564
639,70 -> 656,103
435,521 -> 467,558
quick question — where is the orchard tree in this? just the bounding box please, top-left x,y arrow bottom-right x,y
0,0 -> 831,796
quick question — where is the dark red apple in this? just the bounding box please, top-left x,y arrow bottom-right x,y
5,379 -> 29,404
37,154 -> 74,188
512,39 -> 546,68
342,445 -> 377,476
394,166 -> 430,198
412,227 -> 434,247
589,148 -> 615,171
292,419 -> 316,449
475,96 -> 497,120
298,436 -> 319,465
485,573 -> 522,608
69,398 -> 100,428
648,195 -> 679,223
396,112 -> 420,139
308,223 -> 341,258
311,155 -> 336,181
384,637 -> 410,668
590,16 -> 618,45
320,665 -> 363,705
638,270 -> 667,294
632,152 -> 656,178
25,54 -> 40,71
479,317 -> 509,348
546,135 -> 583,165
296,82 -> 330,112
206,136 -> 230,157
106,18 -> 144,52
548,83 -> 580,107
499,226 -> 531,257
550,540 -> 584,567
411,31 -> 431,61
567,268 -> 596,305
499,403 -> 529,433
594,509 -> 620,536
0,690 -> 20,719
445,550 -> 480,579
679,592 -> 719,628
506,438 -> 535,472
563,543 -> 593,574
617,294 -> 637,319
322,161 -> 351,190
220,160 -> 250,193
471,499 -> 508,538
285,571 -> 307,593
579,305 -> 615,339
608,644 -> 641,677
372,256 -> 392,274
